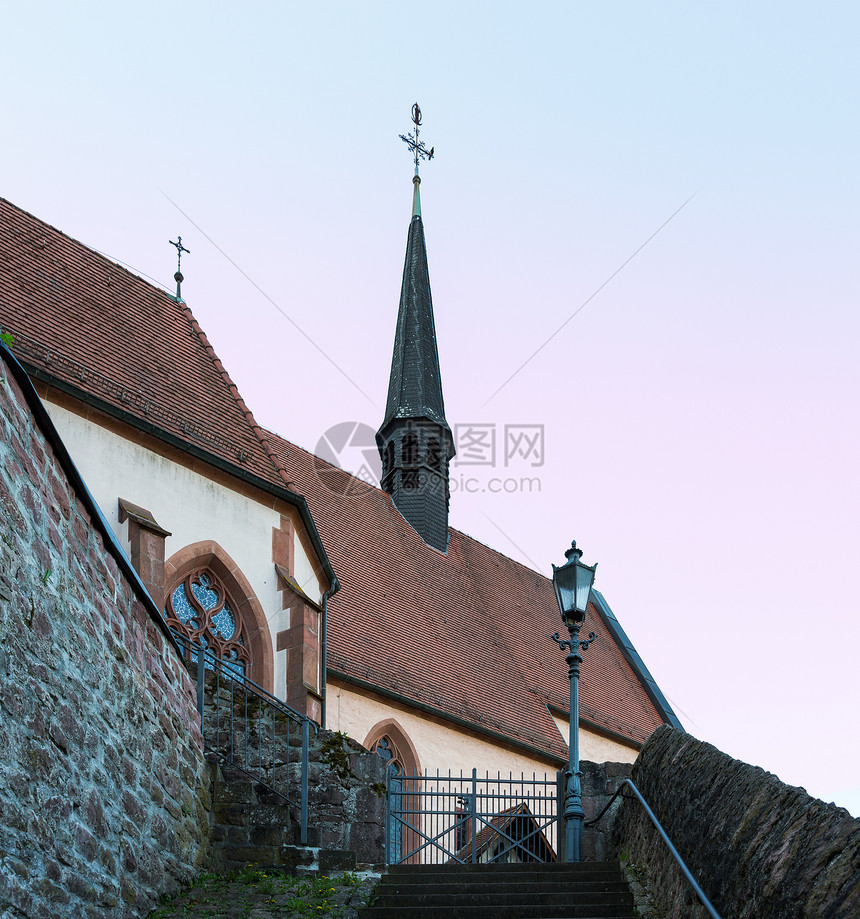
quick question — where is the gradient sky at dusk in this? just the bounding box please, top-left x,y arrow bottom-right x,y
3,3 -> 858,813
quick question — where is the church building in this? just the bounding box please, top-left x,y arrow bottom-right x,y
0,135 -> 679,788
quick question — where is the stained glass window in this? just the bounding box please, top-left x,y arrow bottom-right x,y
376,737 -> 404,863
165,569 -> 249,681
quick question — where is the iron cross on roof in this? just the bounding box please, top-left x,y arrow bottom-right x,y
399,103 -> 434,174
169,236 -> 190,299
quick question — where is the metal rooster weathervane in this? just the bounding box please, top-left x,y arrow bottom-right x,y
399,103 -> 434,174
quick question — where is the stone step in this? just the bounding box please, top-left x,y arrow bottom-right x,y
212,800 -> 293,827
376,881 -> 631,898
381,876 -> 627,889
373,889 -> 633,908
361,862 -> 638,919
208,760 -> 305,873
385,868 -> 626,884
387,861 -> 623,873
362,907 -> 636,919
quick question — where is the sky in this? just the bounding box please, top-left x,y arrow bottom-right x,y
2,2 -> 858,815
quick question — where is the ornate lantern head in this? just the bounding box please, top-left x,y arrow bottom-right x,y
552,541 -> 597,628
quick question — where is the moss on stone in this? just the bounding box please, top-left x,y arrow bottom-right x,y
319,731 -> 354,781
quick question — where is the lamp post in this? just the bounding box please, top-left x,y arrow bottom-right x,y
551,540 -> 597,863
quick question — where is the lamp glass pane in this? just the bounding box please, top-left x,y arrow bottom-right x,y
553,564 -> 578,619
575,564 -> 596,612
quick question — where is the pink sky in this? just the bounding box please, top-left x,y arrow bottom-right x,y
2,2 -> 858,814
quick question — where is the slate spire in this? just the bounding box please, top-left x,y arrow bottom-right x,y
377,149 -> 455,553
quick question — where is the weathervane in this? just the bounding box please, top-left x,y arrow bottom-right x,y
399,103 -> 434,175
169,236 -> 190,299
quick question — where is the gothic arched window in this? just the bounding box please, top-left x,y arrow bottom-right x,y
165,569 -> 249,680
366,722 -> 421,865
376,737 -> 405,864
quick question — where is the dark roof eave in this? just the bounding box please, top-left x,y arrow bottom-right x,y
20,361 -> 338,590
376,410 -> 454,454
590,589 -> 684,731
545,703 -> 645,752
330,669 -> 569,768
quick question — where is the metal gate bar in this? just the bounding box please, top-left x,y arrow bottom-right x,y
386,768 -> 558,865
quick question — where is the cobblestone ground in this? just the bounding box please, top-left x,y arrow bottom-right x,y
145,871 -> 379,919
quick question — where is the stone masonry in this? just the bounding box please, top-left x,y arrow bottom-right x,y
581,759 -> 633,862
0,344 -> 390,918
203,703 -> 386,873
616,725 -> 860,919
0,347 -> 211,918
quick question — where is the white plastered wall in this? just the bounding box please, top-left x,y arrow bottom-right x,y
328,682 -> 638,779
548,712 -> 637,765
45,403 -> 325,700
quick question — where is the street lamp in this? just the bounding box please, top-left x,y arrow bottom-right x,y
551,540 -> 597,863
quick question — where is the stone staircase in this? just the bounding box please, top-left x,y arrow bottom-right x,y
360,861 -> 637,918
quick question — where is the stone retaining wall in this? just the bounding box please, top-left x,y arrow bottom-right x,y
581,760 -> 634,861
306,730 -> 386,862
0,348 -> 211,918
205,729 -> 386,873
616,725 -> 859,919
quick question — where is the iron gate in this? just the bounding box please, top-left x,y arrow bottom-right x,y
385,768 -> 560,865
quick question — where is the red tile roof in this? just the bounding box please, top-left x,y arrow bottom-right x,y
0,197 -> 288,488
268,436 -> 664,756
0,196 -> 667,762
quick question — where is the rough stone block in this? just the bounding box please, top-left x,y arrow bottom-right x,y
277,846 -> 319,872
250,824 -> 281,847
320,849 -> 356,873
213,803 -> 249,827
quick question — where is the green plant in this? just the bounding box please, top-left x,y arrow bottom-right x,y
143,867 -> 377,918
620,851 -> 664,919
320,731 -> 354,780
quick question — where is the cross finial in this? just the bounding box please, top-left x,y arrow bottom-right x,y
399,102 -> 435,176
169,236 -> 190,299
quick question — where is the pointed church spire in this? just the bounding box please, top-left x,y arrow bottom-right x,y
377,105 -> 454,553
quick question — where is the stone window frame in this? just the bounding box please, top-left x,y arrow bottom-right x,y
165,568 -> 251,678
164,540 -> 274,693
364,719 -> 422,864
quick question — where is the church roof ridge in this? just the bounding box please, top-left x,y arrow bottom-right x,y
266,426 -> 666,753
0,196 -> 281,483
1,194 -> 674,760
0,196 -> 336,585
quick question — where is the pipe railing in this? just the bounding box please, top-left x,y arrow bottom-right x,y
586,778 -> 722,919
172,631 -> 312,844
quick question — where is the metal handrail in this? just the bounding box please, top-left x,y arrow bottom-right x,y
171,631 -> 312,844
585,778 -> 722,919
171,631 -> 305,720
